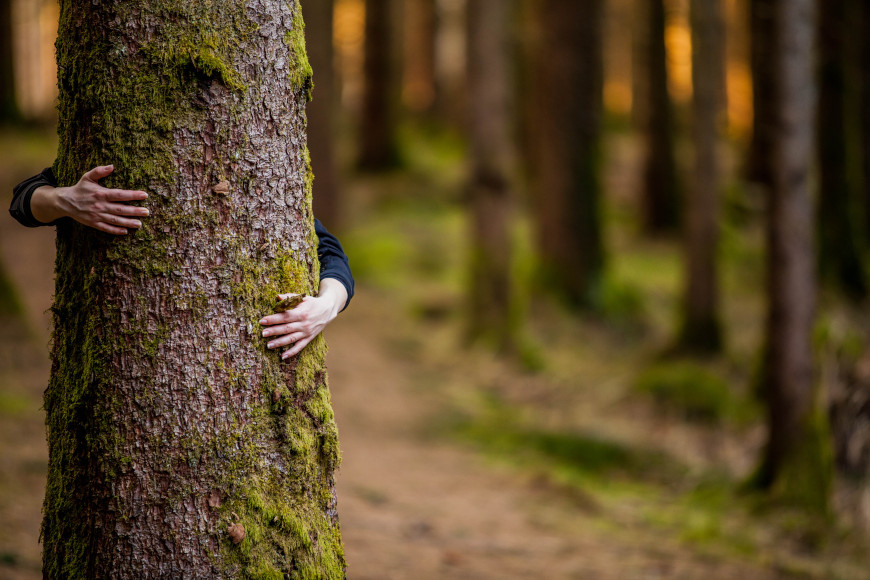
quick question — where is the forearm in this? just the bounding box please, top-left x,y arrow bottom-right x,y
318,278 -> 348,321
30,185 -> 69,224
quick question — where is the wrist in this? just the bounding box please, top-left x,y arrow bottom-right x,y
318,278 -> 347,319
30,185 -> 67,224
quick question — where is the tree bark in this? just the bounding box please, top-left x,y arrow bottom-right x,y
0,0 -> 18,122
745,0 -> 777,187
359,0 -> 399,170
45,1 -> 345,577
529,0 -> 605,308
815,0 -> 867,299
758,0 -> 831,511
466,0 -> 514,350
641,0 -> 681,234
680,0 -> 723,352
304,0 -> 341,229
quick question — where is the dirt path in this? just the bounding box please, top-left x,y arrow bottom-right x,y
0,212 -> 822,580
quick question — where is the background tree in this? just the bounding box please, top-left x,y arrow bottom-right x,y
359,0 -> 400,170
815,0 -> 867,299
757,0 -> 831,510
641,0 -> 680,234
860,0 -> 870,239
746,0 -> 776,189
403,0 -> 438,116
0,0 -> 18,122
679,0 -> 724,352
466,0 -> 514,350
529,0 -> 605,308
44,1 -> 344,576
304,0 -> 341,228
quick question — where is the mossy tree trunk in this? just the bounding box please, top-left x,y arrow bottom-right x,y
757,0 -> 831,512
466,0 -> 514,350
679,0 -> 724,352
641,0 -> 680,235
816,0 -> 868,299
529,0 -> 605,309
303,0 -> 341,229
45,1 -> 345,577
359,0 -> 399,170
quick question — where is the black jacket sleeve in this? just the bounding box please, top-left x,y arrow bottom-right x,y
315,218 -> 354,312
9,167 -> 59,227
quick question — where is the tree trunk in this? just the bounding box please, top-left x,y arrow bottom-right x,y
641,0 -> 681,234
860,0 -> 870,242
631,0 -> 649,130
466,0 -> 513,350
680,0 -> 723,352
529,0 -> 605,309
45,1 -> 345,577
0,0 -> 18,122
404,0 -> 438,115
304,0 -> 341,229
758,0 -> 831,512
745,0 -> 776,186
816,0 -> 867,299
359,0 -> 399,170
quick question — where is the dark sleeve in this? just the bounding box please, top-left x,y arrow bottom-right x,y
9,167 -> 60,228
314,218 -> 354,312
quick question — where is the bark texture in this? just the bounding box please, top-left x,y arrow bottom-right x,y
466,0 -> 514,350
758,0 -> 831,511
304,0 -> 341,228
641,0 -> 680,234
816,0 -> 867,299
46,1 -> 344,577
359,0 -> 399,170
530,0 -> 605,308
680,0 -> 723,352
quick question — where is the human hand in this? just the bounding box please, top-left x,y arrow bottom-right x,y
31,165 -> 149,235
259,279 -> 347,359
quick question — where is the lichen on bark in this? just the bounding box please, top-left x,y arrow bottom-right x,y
44,0 -> 344,577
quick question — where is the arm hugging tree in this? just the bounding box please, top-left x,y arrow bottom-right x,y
44,0 -> 345,577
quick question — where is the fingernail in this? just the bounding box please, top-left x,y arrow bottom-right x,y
143,209 -> 150,216
261,330 -> 268,337
282,353 -> 290,359
134,221 -> 142,227
259,319 -> 267,325
267,342 -> 275,348
106,164 -> 113,169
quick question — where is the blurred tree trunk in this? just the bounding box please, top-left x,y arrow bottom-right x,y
745,0 -> 776,187
45,1 -> 345,577
359,0 -> 399,170
641,0 -> 680,234
0,0 -> 18,122
404,0 -> 438,115
816,0 -> 867,299
680,0 -> 723,352
530,0 -> 605,308
466,0 -> 514,350
631,0 -> 649,131
304,0 -> 341,228
758,0 -> 831,511
861,0 -> 870,240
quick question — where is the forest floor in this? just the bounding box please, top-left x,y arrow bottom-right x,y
0,126 -> 868,579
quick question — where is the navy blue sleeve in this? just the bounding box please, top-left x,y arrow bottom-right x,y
9,167 -> 59,227
314,218 -> 354,311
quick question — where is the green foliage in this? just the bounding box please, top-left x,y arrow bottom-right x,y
634,361 -> 741,424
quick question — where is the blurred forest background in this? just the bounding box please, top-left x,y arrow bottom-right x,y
2,0 -> 870,578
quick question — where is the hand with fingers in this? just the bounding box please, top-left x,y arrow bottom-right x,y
30,165 -> 149,235
259,278 -> 348,360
